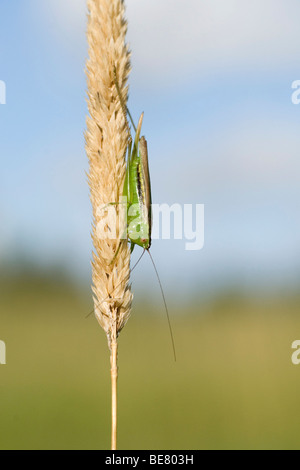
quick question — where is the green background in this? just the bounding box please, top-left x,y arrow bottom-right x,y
1,273 -> 299,450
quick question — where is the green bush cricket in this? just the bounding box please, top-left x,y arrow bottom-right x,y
123,112 -> 152,253
89,69 -> 176,360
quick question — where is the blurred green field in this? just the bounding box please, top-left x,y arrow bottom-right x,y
0,273 -> 300,450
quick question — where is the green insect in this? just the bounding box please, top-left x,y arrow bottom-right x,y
92,70 -> 176,360
112,69 -> 152,256
122,112 -> 152,253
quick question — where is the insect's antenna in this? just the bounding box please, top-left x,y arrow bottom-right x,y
147,250 -> 177,362
85,249 -> 146,319
113,66 -> 137,133
126,107 -> 137,134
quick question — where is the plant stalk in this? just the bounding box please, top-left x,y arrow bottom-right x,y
110,336 -> 118,450
86,0 -> 132,450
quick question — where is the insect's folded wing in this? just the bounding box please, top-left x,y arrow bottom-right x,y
140,136 -> 152,231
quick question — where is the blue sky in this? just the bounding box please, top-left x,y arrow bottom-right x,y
0,0 -> 300,300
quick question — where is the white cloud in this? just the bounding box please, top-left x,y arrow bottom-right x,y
126,0 -> 300,84
223,121 -> 300,185
30,0 -> 87,54
34,0 -> 300,85
182,115 -> 300,194
34,0 -> 87,31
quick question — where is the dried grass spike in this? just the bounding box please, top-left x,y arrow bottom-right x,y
86,0 -> 132,450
